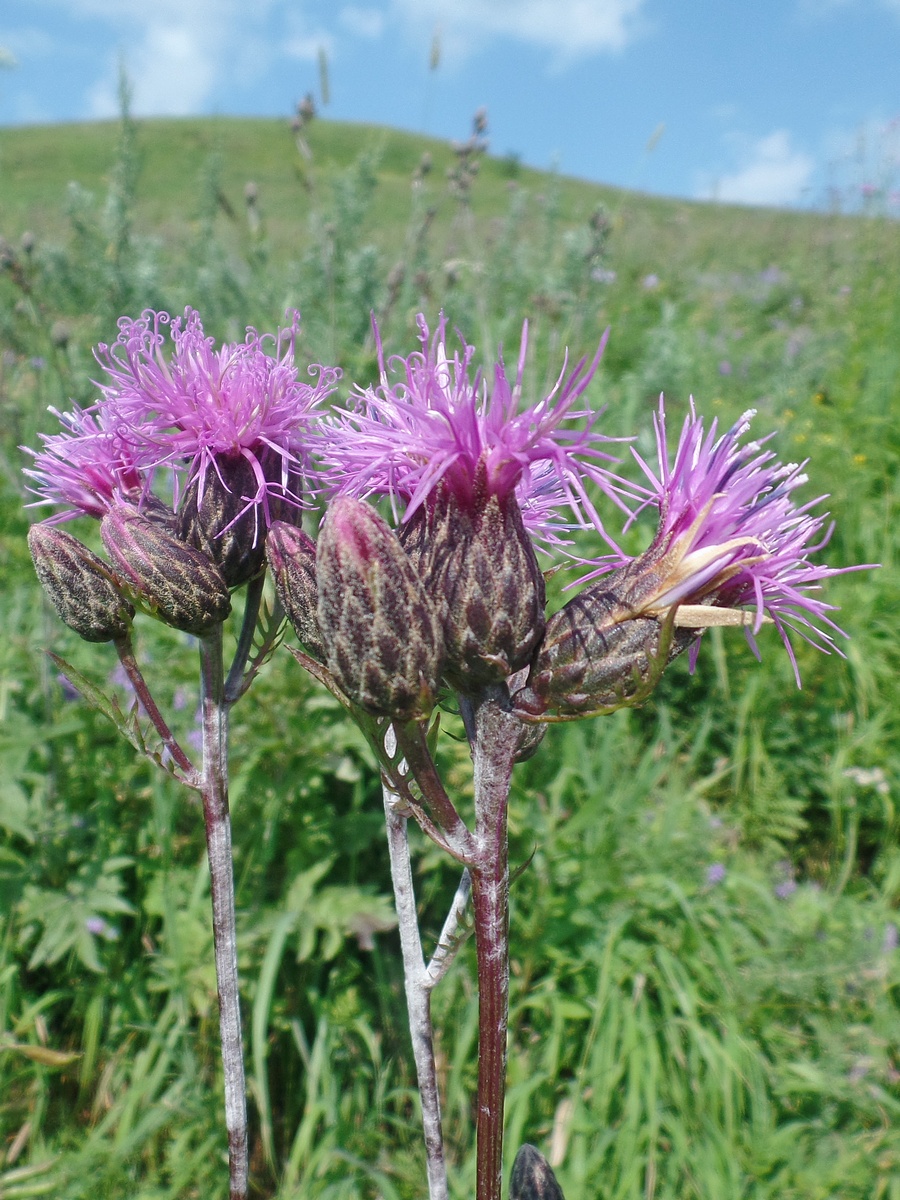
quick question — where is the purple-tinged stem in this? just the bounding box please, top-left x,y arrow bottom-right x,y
198,627 -> 248,1200
394,719 -> 479,865
114,633 -> 196,781
225,570 -> 266,703
470,688 -> 519,1200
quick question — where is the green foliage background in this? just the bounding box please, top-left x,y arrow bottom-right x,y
0,104 -> 897,1199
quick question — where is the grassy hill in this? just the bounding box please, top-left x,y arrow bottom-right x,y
1,113 -> 869,273
0,114 -> 898,1200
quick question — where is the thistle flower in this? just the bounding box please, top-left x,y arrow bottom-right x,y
24,308 -> 339,541
22,401 -> 158,522
320,314 -> 632,689
578,398 -> 872,684
321,313 -> 632,544
28,523 -> 135,643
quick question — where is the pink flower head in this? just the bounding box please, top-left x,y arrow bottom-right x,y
579,398 -> 874,684
321,313 -> 634,549
23,401 -> 156,521
25,308 -> 339,536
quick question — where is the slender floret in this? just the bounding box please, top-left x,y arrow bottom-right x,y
23,401 -> 158,521
321,313 -> 633,545
578,397 -> 872,684
25,308 -> 339,532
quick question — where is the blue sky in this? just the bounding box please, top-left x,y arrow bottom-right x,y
1,0 -> 898,209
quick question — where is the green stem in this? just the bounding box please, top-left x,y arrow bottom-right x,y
225,570 -> 266,703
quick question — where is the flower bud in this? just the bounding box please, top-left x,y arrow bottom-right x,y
101,505 -> 232,635
266,521 -> 324,658
513,720 -> 547,763
28,523 -> 134,643
515,571 -> 696,720
510,1144 -> 565,1200
316,496 -> 443,720
425,483 -> 545,692
176,448 -> 301,588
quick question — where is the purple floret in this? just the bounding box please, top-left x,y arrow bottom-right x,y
24,308 -> 339,531
579,398 -> 874,684
23,402 -> 156,521
320,313 -> 636,550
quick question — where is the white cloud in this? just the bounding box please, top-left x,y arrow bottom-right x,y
701,131 -> 815,207
283,34 -> 333,62
391,0 -> 647,63
31,0 -> 329,118
340,6 -> 385,38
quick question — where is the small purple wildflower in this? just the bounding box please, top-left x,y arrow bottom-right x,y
706,862 -> 727,886
85,916 -> 118,940
24,308 -> 339,539
774,879 -> 797,900
759,266 -> 785,286
321,313 -> 634,548
578,398 -> 874,684
57,672 -> 82,702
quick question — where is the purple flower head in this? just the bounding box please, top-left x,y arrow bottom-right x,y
24,308 -> 339,541
321,313 -> 633,548
579,398 -> 874,684
23,401 -> 156,521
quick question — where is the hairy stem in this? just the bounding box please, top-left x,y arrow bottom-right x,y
470,688 -> 520,1200
199,628 -> 248,1200
382,773 -> 449,1200
426,867 -> 472,987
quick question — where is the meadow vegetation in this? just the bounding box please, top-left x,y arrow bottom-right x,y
0,103 -> 897,1198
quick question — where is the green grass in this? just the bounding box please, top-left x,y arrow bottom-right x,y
0,109 -> 898,1198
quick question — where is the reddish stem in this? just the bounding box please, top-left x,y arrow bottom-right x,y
114,634 -> 196,779
470,689 -> 519,1200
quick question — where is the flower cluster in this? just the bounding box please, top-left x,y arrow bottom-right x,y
25,308 -> 338,638
26,308 -> 338,533
25,306 -> 867,706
